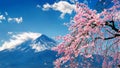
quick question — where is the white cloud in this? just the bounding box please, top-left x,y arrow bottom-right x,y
0,15 -> 5,23
0,15 -> 5,20
8,17 -> 23,24
8,18 -> 12,22
8,32 -> 13,35
42,3 -> 51,10
0,12 -> 23,23
0,32 -> 41,51
42,1 -> 75,18
36,4 -> 41,8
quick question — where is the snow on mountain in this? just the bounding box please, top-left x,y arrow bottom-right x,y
0,32 -> 58,68
0,32 -> 57,52
0,32 -> 41,51
31,34 -> 57,52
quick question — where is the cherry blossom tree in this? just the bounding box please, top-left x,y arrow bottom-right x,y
53,0 -> 120,68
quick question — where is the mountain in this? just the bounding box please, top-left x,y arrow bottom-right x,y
0,34 -> 58,68
7,34 -> 57,52
31,34 -> 57,52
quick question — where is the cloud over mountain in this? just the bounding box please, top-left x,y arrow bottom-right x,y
0,32 -> 41,51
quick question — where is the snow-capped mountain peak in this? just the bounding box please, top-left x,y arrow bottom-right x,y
0,32 -> 57,52
31,34 -> 57,52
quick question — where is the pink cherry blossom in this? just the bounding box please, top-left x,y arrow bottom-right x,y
53,0 -> 120,67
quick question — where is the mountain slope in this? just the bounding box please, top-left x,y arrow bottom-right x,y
31,34 -> 57,52
0,34 -> 58,68
0,50 -> 57,68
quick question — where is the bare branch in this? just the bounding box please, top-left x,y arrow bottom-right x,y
105,21 -> 119,32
